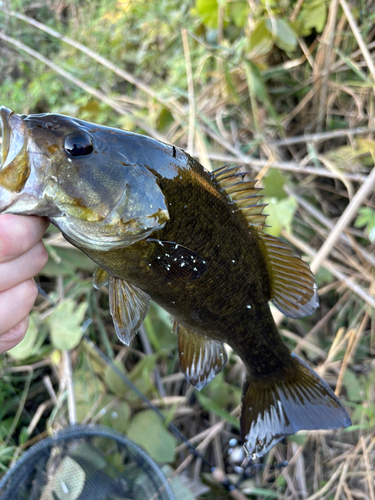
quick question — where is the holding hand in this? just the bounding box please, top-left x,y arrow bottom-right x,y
0,214 -> 49,354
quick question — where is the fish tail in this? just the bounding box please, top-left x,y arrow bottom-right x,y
241,352 -> 351,458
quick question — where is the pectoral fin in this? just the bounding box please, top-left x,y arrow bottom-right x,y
93,266 -> 109,289
109,277 -> 150,345
146,239 -> 207,282
176,323 -> 227,390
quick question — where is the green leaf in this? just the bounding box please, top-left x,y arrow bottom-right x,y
195,392 -> 240,429
99,396 -> 131,434
8,314 -> 39,360
43,245 -> 95,277
248,20 -> 273,55
104,360 -> 129,398
127,410 -> 176,462
265,18 -> 297,52
263,169 -> 287,200
162,465 -> 198,499
40,456 -> 85,500
343,370 -> 363,403
264,196 -> 297,237
298,2 -> 327,35
228,1 -> 249,28
48,299 -> 88,351
195,0 -> 219,29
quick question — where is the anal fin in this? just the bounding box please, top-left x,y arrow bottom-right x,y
177,324 -> 227,390
109,277 -> 150,345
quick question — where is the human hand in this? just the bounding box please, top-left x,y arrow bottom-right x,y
0,214 -> 49,354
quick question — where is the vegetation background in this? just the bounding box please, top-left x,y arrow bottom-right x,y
0,0 -> 374,498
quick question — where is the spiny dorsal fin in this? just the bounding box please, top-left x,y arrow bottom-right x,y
213,165 -> 267,229
259,232 -> 319,318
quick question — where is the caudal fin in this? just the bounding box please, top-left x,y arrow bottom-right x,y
241,353 -> 351,458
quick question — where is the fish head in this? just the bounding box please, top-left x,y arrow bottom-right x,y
0,107 -> 169,250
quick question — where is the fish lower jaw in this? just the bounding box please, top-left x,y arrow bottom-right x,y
50,215 -> 157,251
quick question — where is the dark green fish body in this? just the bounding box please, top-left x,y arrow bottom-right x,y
0,107 -> 351,457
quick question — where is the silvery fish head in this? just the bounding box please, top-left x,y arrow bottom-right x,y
0,107 -> 169,250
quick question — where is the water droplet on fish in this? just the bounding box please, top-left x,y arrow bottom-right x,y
246,305 -> 252,309
232,260 -> 236,263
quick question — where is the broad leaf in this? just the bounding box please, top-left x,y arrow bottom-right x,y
49,299 -> 88,351
127,410 -> 176,462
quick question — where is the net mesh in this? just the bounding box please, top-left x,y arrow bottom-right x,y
0,425 -> 175,500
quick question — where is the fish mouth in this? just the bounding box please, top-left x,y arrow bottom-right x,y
0,107 -> 30,192
0,106 -> 12,168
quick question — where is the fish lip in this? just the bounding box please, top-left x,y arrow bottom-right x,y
0,106 -> 27,171
0,106 -> 12,168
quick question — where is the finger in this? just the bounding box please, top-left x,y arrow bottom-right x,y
0,241 -> 49,293
0,279 -> 38,335
0,214 -> 49,263
0,316 -> 30,354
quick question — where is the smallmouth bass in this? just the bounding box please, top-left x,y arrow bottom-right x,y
0,107 -> 351,457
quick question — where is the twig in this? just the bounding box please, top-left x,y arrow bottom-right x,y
0,32 -> 168,142
0,8 -> 184,118
333,458 -> 350,500
285,185 -> 375,268
361,436 -> 375,500
193,150 -> 367,182
335,311 -> 370,397
310,166 -> 375,273
315,0 -> 339,131
139,324 -> 166,397
271,126 -> 375,147
63,351 -> 77,425
182,29 -> 195,155
282,230 -> 375,309
339,0 -> 375,83
305,462 -> 345,500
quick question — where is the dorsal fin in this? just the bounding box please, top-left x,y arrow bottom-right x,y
213,165 -> 318,318
213,165 -> 267,229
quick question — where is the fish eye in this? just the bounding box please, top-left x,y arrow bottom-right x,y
64,132 -> 94,157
